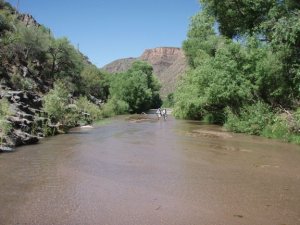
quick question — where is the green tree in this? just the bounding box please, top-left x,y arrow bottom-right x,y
0,20 -> 51,67
45,38 -> 85,93
47,38 -> 82,76
0,13 -> 10,34
173,0 -> 300,140
43,82 -> 78,127
183,11 -> 217,68
80,65 -> 110,100
200,0 -> 276,38
16,25 -> 50,61
109,61 -> 161,113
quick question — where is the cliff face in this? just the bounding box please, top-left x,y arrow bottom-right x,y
102,58 -> 136,74
18,14 -> 40,27
0,9 -> 46,151
140,47 -> 184,61
102,47 -> 187,98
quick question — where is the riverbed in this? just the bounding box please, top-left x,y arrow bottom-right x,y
0,115 -> 300,225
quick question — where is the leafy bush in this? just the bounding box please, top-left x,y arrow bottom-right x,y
262,116 -> 290,141
225,102 -> 275,135
261,108 -> 300,143
162,93 -> 175,108
43,82 -> 105,131
0,13 -> 9,33
43,82 -> 77,127
203,111 -> 225,125
0,98 -> 12,145
101,97 -> 129,118
76,96 -> 102,124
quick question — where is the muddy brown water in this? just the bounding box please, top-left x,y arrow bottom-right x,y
0,115 -> 300,225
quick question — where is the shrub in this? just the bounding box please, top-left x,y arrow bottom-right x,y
0,98 -> 12,145
0,14 -> 9,33
76,96 -> 102,124
203,111 -> 225,125
262,116 -> 290,141
225,102 -> 275,135
80,65 -> 110,100
43,82 -> 79,130
102,97 -> 129,118
43,82 -> 69,123
262,109 -> 300,144
163,93 -> 175,108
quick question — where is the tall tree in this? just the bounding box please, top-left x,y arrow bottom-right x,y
109,61 -> 161,113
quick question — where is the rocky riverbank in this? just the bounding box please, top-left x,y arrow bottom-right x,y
0,89 -> 41,151
0,2 -> 102,152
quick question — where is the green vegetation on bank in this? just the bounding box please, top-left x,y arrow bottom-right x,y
0,0 -> 107,136
0,0 -> 161,145
162,93 -> 175,108
107,61 -> 161,114
42,61 -> 161,128
173,0 -> 300,143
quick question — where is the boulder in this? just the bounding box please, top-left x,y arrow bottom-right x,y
0,146 -> 14,152
12,130 -> 39,146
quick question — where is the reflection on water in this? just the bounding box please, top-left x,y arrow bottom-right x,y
0,115 -> 300,225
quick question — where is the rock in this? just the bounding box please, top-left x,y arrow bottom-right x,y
102,58 -> 136,74
11,95 -> 21,102
17,14 -> 40,27
12,130 -> 39,146
140,47 -> 184,61
80,125 -> 93,129
8,116 -> 32,129
0,89 -> 44,151
0,146 -> 14,152
88,95 -> 103,105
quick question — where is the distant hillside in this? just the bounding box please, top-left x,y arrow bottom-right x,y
102,47 -> 187,98
102,58 -> 136,74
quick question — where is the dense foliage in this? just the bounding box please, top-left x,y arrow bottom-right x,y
108,61 -> 161,114
0,1 -> 109,138
43,82 -> 103,132
174,0 -> 300,142
80,65 -> 110,101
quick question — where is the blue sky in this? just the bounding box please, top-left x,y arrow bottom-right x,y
7,0 -> 200,67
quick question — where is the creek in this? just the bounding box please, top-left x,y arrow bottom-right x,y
0,115 -> 300,225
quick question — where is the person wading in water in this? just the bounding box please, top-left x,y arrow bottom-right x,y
156,108 -> 167,121
162,108 -> 167,121
156,108 -> 162,120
